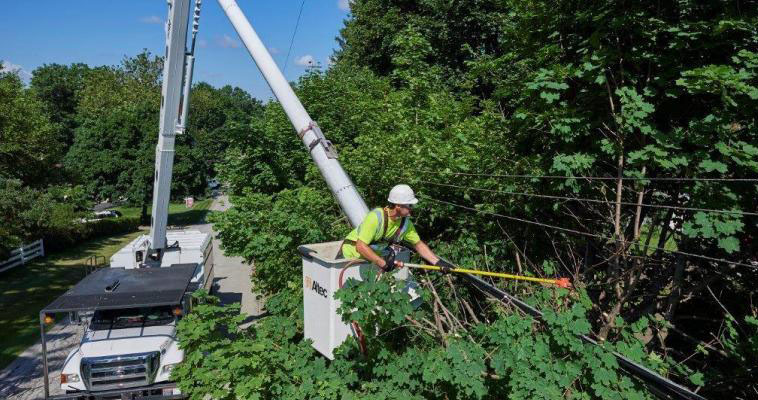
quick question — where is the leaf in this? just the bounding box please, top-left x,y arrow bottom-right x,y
689,372 -> 705,386
540,91 -> 561,103
717,236 -> 740,253
698,159 -> 728,173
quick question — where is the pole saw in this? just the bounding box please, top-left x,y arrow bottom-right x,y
404,263 -> 572,289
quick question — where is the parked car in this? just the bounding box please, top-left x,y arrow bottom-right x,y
94,210 -> 122,219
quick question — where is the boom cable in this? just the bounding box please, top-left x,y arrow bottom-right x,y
420,180 -> 758,217
421,195 -> 757,269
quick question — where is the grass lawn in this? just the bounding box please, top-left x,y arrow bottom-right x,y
114,198 -> 213,226
0,198 -> 215,370
0,230 -> 145,369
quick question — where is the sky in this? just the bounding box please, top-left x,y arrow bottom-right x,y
0,0 -> 353,100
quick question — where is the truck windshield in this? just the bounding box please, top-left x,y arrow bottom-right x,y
90,306 -> 176,330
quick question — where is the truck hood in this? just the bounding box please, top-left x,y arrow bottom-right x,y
80,324 -> 176,358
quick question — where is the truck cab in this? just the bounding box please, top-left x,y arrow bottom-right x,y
60,305 -> 184,394
40,264 -> 200,399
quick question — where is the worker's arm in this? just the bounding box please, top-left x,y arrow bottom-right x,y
356,239 -> 387,268
413,240 -> 439,265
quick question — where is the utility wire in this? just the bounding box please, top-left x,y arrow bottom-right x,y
420,180 -> 758,217
421,194 -> 758,269
417,169 -> 758,183
283,0 -> 306,74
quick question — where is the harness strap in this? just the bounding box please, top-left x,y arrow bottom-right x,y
392,217 -> 409,244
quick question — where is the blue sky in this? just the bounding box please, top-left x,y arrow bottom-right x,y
0,0 -> 352,100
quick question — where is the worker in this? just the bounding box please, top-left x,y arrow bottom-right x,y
340,184 -> 455,273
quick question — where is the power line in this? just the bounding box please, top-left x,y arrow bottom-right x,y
421,195 -> 757,269
283,0 -> 306,74
420,180 -> 758,217
417,169 -> 758,183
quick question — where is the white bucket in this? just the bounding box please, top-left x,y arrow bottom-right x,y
299,241 -> 421,359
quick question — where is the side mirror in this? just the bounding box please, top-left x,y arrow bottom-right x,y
136,251 -> 144,263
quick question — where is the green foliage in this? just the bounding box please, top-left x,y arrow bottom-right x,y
336,269 -> 418,334
30,63 -> 91,150
0,71 -> 61,186
63,52 -> 167,205
177,287 -> 658,399
209,186 -> 346,294
186,0 -> 758,398
61,51 -> 251,211
714,315 -> 758,387
187,82 -> 262,180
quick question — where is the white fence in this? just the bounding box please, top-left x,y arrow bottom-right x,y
0,239 -> 45,273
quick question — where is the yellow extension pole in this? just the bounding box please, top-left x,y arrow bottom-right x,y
405,263 -> 572,289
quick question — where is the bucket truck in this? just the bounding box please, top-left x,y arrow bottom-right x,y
39,1 -> 212,398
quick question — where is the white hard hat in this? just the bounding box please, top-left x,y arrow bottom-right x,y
388,184 -> 418,205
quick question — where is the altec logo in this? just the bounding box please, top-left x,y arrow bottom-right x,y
304,275 -> 328,298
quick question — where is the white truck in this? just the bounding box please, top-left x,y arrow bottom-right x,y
39,0 -> 214,398
54,229 -> 213,396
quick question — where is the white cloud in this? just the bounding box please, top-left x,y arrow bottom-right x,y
139,15 -> 163,24
295,55 -> 315,67
268,47 -> 280,55
218,34 -> 240,48
337,0 -> 351,11
0,61 -> 32,81
197,39 -> 208,48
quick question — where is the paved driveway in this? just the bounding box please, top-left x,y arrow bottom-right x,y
198,195 -> 264,322
0,195 -> 263,399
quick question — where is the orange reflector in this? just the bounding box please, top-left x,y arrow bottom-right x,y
44,315 -> 54,325
172,307 -> 183,317
60,374 -> 67,384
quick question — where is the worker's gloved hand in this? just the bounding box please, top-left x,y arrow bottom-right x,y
382,248 -> 396,272
435,259 -> 455,274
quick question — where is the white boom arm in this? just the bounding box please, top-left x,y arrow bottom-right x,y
217,0 -> 369,227
149,0 -> 201,255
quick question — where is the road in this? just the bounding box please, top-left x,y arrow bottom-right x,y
0,195 -> 263,399
199,195 -> 264,322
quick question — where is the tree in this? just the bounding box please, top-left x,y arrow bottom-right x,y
30,63 -> 91,151
0,69 -> 61,186
188,82 -> 263,180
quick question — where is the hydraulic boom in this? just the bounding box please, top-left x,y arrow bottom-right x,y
217,0 -> 369,227
149,0 -> 200,259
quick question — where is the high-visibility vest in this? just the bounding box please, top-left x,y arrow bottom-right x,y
343,208 -> 411,251
370,207 -> 410,245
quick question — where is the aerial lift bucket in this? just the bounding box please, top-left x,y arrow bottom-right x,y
298,241 -> 421,359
